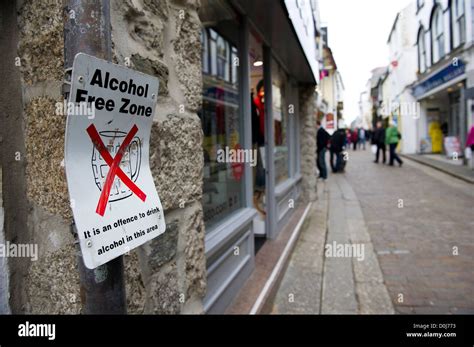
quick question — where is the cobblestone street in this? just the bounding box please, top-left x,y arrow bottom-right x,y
271,149 -> 474,314
346,149 -> 474,314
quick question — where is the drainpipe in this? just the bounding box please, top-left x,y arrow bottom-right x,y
63,0 -> 126,314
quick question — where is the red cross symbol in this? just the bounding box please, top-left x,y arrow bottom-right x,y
86,124 -> 146,216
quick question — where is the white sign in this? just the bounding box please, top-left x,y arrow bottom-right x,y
65,53 -> 165,269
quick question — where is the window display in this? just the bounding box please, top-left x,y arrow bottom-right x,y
272,59 -> 289,185
199,28 -> 244,229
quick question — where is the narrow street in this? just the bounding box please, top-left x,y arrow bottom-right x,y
271,149 -> 474,314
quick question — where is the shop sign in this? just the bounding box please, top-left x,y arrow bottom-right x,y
413,60 -> 465,98
326,113 -> 335,130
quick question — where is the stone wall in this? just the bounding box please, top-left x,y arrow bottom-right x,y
299,86 -> 318,203
111,0 -> 205,314
6,0 -> 205,313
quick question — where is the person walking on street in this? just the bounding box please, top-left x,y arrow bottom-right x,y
358,127 -> 366,150
346,129 -> 352,148
372,121 -> 386,164
316,120 -> 330,180
386,121 -> 403,167
330,128 -> 346,173
351,128 -> 359,151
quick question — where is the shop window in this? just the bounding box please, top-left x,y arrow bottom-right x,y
431,7 -> 445,63
452,0 -> 466,47
199,28 -> 244,229
272,59 -> 289,185
418,27 -> 427,73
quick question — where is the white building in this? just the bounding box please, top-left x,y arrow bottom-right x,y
319,42 -> 345,134
385,2 -> 419,153
412,0 -> 474,163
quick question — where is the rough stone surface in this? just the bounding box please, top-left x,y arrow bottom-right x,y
141,220 -> 178,271
24,97 -> 71,220
171,5 -> 203,111
150,115 -> 203,211
131,54 -> 169,96
28,203 -> 72,258
124,250 -> 146,314
26,244 -> 80,314
12,0 -> 206,315
181,203 -> 206,299
17,0 -> 63,85
143,261 -> 180,314
299,87 -> 317,203
137,203 -> 206,313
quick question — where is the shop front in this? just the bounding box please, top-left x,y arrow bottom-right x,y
413,59 -> 469,162
198,0 -> 319,313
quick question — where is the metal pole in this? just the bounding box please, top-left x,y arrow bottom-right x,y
64,0 -> 126,314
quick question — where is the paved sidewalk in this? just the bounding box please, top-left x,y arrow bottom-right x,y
401,153 -> 474,184
271,173 -> 394,314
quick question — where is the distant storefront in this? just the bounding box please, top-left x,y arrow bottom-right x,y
412,59 -> 468,160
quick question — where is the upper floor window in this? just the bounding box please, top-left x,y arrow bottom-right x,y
432,7 -> 445,63
453,0 -> 466,46
418,28 -> 427,73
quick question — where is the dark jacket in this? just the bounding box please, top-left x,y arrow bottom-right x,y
372,127 -> 386,146
330,129 -> 346,152
317,127 -> 331,152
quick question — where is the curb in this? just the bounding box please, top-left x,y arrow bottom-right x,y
400,154 -> 474,184
251,202 -> 313,314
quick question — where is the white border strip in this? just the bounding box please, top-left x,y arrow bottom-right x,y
249,202 -> 313,314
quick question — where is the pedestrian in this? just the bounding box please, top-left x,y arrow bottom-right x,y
386,121 -> 403,167
351,128 -> 359,150
358,127 -> 366,150
330,128 -> 346,173
366,129 -> 372,144
466,125 -> 474,164
316,120 -> 330,180
372,121 -> 386,164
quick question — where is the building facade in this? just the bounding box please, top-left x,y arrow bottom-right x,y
413,0 -> 474,163
0,0 -> 322,314
319,41 -> 345,134
384,2 -> 419,153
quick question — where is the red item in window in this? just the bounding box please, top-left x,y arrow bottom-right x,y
253,96 -> 265,138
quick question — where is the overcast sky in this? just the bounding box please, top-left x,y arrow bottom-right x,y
319,0 -> 412,124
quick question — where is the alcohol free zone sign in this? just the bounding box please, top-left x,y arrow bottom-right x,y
65,53 -> 165,269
